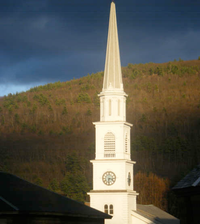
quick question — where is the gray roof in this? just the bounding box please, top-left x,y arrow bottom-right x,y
0,172 -> 111,220
173,164 -> 200,190
135,204 -> 179,224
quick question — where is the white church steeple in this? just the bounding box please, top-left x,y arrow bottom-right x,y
99,1 -> 127,123
88,2 -> 138,224
103,1 -> 123,91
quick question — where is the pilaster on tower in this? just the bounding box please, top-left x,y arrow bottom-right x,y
99,1 -> 127,122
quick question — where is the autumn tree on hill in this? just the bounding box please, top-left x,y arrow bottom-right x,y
135,171 -> 170,211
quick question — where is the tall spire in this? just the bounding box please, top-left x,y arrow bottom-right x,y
103,1 -> 123,91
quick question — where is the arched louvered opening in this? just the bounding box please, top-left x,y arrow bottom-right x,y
104,132 -> 115,157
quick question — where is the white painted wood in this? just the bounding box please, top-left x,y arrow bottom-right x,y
103,2 -> 122,91
88,2 -> 138,224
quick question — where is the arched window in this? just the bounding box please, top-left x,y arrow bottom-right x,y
104,204 -> 108,214
104,132 -> 115,157
109,204 -> 114,214
125,133 -> 128,153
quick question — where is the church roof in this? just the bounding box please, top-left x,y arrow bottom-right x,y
173,164 -> 200,190
0,172 -> 111,219
103,1 -> 123,91
135,204 -> 179,224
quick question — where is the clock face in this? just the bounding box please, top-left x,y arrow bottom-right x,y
102,171 -> 116,186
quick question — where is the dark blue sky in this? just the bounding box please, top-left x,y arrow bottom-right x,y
0,0 -> 200,96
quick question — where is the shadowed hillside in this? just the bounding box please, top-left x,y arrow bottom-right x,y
0,59 -> 200,214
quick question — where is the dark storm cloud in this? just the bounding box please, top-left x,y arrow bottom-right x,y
0,0 -> 200,96
0,0 -> 108,89
0,0 -> 108,58
117,0 -> 200,64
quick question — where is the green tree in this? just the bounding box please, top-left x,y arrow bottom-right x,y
86,109 -> 92,116
62,106 -> 68,115
162,136 -> 188,156
48,104 -> 53,111
48,179 -> 60,191
93,94 -> 100,106
60,172 -> 89,203
130,69 -> 141,79
55,98 -> 65,105
1,115 -> 5,125
60,153 -> 90,202
14,113 -> 20,124
76,93 -> 91,103
149,68 -> 154,75
132,136 -> 157,152
171,65 -> 179,74
65,153 -> 84,172
30,104 -> 37,114
33,94 -> 49,106
155,67 -> 163,76
62,125 -> 72,134
140,114 -> 147,123
8,105 -> 13,113
33,175 -> 43,186
30,125 -> 36,133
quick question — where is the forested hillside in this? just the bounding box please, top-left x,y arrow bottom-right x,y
0,59 -> 200,216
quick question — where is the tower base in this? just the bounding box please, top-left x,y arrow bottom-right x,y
88,190 -> 138,224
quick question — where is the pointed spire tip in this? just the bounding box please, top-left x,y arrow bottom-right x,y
103,0 -> 123,91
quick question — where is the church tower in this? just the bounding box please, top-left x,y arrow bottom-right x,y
88,2 -> 138,224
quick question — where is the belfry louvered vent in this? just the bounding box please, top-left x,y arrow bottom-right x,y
104,132 -> 115,157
